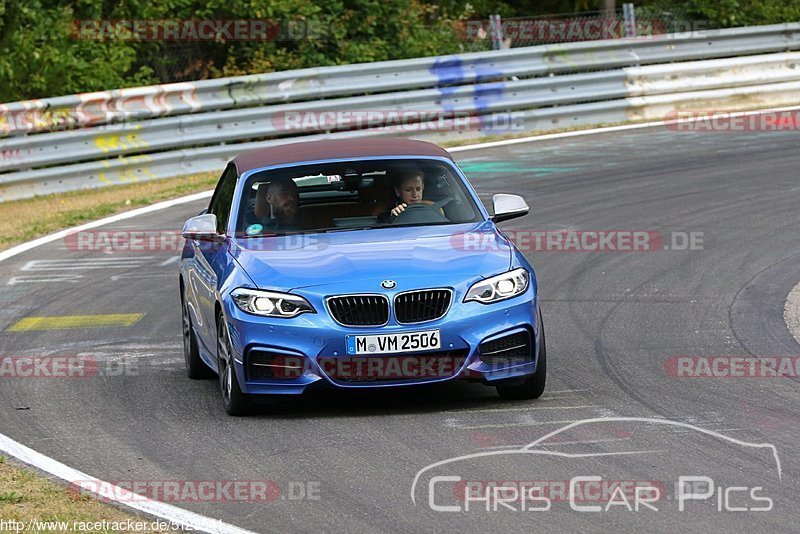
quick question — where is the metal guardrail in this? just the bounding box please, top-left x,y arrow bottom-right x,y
4,22 -> 800,136
2,23 -> 800,201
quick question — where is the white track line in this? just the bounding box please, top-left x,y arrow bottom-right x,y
0,190 -> 212,263
0,434 -> 256,534
3,108 -> 797,532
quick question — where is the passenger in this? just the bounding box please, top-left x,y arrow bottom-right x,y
245,179 -> 301,233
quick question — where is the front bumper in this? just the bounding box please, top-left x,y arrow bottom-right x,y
222,287 -> 541,395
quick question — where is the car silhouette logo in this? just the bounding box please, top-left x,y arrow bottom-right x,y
381,280 -> 397,289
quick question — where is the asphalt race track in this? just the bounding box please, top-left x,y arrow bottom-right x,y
1,126 -> 798,532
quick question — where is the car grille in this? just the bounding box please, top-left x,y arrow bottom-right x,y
394,289 -> 452,324
479,330 -> 531,365
318,349 -> 469,383
327,295 -> 389,326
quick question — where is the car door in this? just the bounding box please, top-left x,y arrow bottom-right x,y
190,164 -> 238,346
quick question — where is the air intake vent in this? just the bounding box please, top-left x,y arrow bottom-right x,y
479,330 -> 531,365
246,350 -> 306,380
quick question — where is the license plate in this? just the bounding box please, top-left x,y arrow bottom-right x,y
346,330 -> 441,355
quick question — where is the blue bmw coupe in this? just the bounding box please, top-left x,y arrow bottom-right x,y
180,139 -> 545,414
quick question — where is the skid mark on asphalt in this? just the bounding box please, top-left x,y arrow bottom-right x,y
445,405 -> 597,414
21,258 -> 154,270
7,341 -> 181,360
448,418 -> 598,430
7,274 -> 83,285
0,287 -> 29,298
6,313 -> 145,331
109,272 -> 174,281
479,437 -> 633,449
5,255 -> 182,286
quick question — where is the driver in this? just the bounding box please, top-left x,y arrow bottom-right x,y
390,170 -> 425,217
381,168 -> 444,221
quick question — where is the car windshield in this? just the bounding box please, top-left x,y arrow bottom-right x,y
234,158 -> 482,237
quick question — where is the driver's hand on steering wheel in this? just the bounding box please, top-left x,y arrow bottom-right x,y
390,203 -> 408,217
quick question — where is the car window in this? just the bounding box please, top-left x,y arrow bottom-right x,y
208,164 -> 238,233
235,159 -> 482,236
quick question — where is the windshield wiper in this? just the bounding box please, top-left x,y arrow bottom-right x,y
318,226 -> 377,233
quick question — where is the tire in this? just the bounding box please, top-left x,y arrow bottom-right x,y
216,313 -> 251,416
182,288 -> 213,379
496,312 -> 547,400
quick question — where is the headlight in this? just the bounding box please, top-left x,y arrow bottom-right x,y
231,288 -> 315,318
464,268 -> 529,304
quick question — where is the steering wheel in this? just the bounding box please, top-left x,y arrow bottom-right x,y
391,202 -> 449,224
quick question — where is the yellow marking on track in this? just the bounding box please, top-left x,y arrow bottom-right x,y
7,313 -> 145,331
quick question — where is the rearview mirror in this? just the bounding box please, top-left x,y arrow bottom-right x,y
182,214 -> 221,241
491,194 -> 529,223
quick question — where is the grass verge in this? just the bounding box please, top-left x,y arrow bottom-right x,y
0,457 -> 167,532
0,172 -> 218,252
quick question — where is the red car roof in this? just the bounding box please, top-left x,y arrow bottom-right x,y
232,138 -> 453,173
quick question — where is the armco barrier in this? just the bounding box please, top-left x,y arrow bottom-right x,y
2,23 -> 800,201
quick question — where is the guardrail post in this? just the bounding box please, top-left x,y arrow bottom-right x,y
489,15 -> 504,50
604,0 -> 616,19
623,3 -> 637,38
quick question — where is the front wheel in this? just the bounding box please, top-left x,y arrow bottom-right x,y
496,312 -> 547,400
182,289 -> 213,379
217,314 -> 251,416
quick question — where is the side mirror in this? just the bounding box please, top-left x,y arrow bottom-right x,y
491,194 -> 529,223
182,214 -> 221,241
